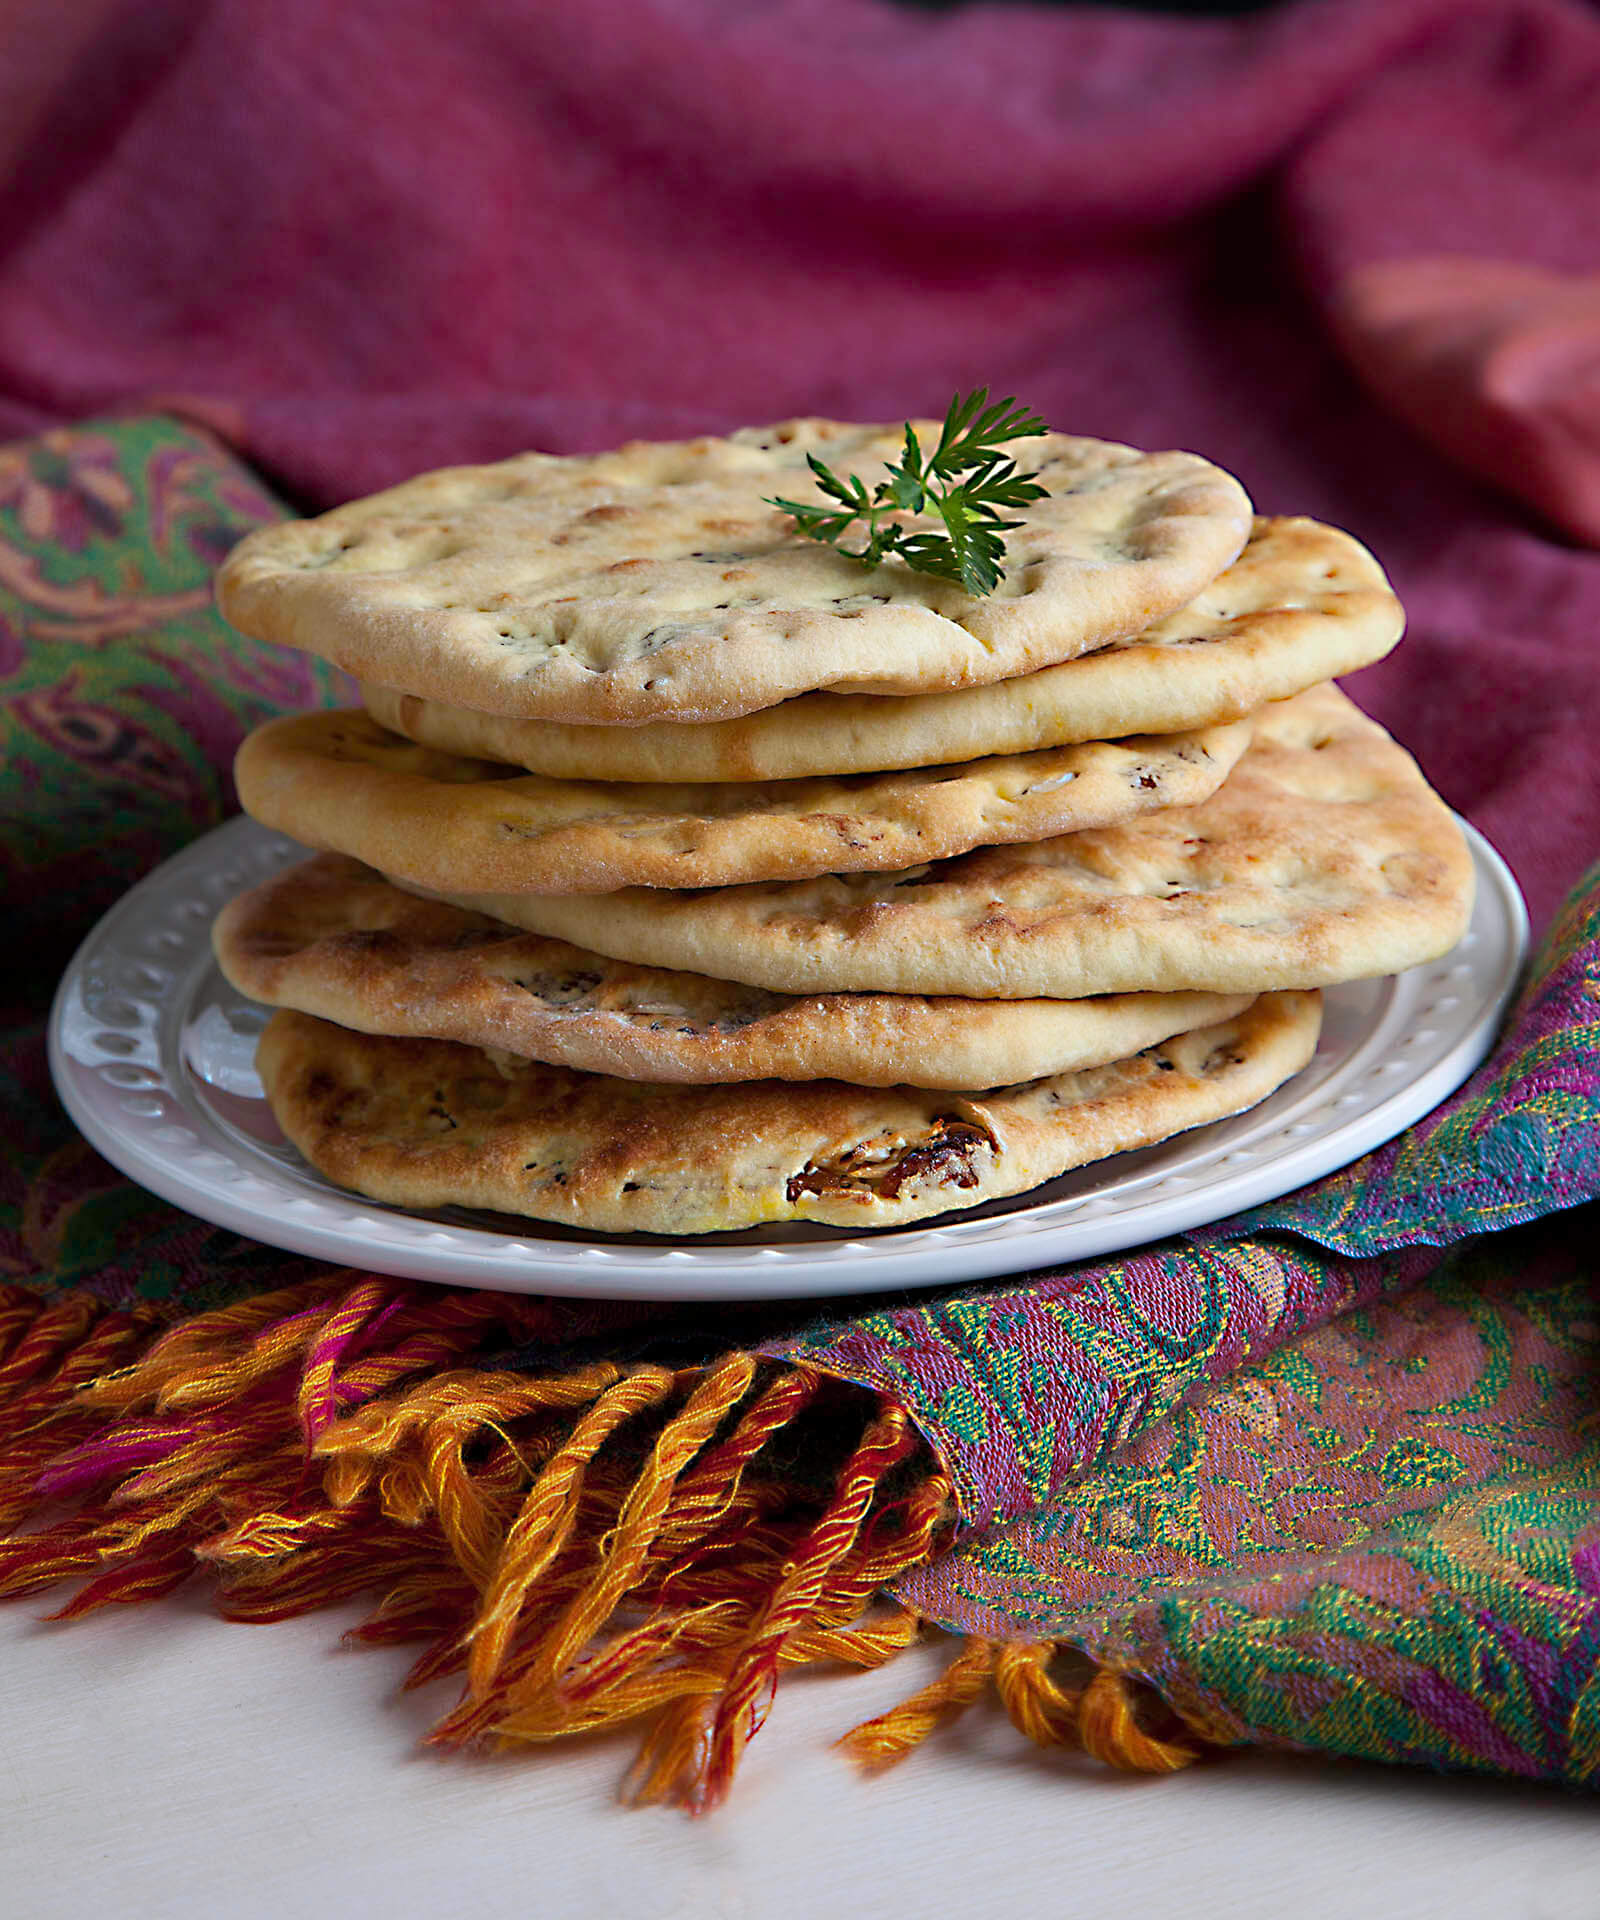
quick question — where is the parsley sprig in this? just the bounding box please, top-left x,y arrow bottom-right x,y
765,389 -> 1050,597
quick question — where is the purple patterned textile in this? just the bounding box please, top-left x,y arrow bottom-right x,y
779,875 -> 1600,1783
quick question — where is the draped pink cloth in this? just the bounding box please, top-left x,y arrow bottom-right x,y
2,0 -> 1596,923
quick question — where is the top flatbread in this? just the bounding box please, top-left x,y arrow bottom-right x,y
216,421 -> 1252,725
361,517 -> 1399,780
429,686 -> 1474,1000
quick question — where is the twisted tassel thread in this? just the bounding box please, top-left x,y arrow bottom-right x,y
841,1636 -> 1206,1776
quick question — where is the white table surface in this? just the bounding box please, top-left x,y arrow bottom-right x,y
7,1585 -> 1598,1920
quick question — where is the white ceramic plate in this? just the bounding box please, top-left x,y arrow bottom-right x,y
50,816 -> 1527,1302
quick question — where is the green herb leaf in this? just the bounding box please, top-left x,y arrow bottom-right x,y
927,392 -> 1048,479
763,387 -> 1049,596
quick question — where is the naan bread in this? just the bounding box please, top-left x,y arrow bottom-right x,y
216,422 -> 1251,724
362,517 -> 1398,781
216,854 -> 1252,1088
233,710 -> 1251,894
256,993 -> 1321,1233
430,686 -> 1473,998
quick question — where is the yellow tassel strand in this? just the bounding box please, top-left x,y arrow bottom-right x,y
649,1365 -> 821,1562
479,1353 -> 759,1710
837,1636 -> 997,1771
787,1602 -> 922,1670
81,1278 -> 345,1416
627,1691 -> 716,1807
314,1363 -> 622,1508
463,1366 -> 679,1695
1077,1669 -> 1199,1773
993,1641 -> 1083,1748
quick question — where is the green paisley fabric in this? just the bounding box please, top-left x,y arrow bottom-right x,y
1,417 -> 336,1306
909,1213 -> 1600,1782
0,417 -> 338,984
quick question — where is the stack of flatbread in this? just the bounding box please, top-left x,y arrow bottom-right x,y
211,421 -> 1473,1234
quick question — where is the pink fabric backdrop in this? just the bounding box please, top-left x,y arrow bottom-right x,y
1,0 -> 1596,924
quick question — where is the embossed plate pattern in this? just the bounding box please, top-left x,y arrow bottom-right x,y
49,815 -> 1527,1301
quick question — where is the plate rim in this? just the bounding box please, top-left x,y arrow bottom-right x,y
48,815 -> 1528,1302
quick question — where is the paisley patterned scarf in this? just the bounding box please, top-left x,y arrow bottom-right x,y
3,419 -> 1596,1805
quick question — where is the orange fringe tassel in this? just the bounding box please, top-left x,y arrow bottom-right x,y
842,1639 -> 1201,1776
0,1276 -> 1216,1805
